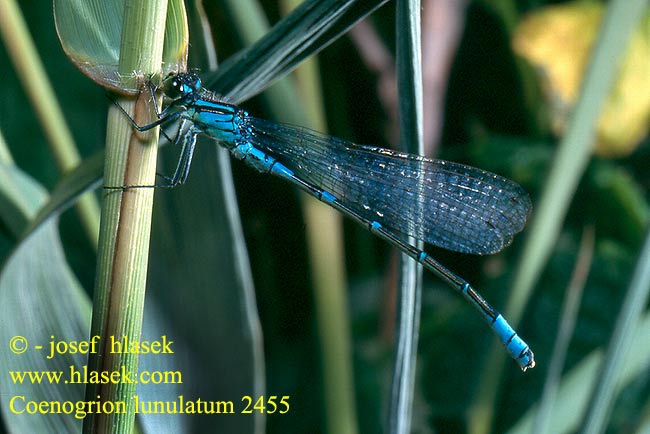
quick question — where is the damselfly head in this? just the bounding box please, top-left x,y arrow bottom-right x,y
163,73 -> 201,99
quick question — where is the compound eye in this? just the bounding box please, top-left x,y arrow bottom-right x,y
162,73 -> 200,99
162,78 -> 182,98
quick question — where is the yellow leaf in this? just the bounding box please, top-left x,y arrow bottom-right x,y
513,2 -> 650,158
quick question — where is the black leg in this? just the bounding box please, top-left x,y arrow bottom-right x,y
106,92 -> 183,132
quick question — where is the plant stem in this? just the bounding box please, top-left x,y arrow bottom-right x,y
0,0 -> 101,247
83,1 -> 169,433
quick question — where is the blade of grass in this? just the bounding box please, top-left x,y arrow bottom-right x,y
222,1 -> 356,433
532,226 -> 594,434
0,0 -> 101,248
277,1 -> 357,434
219,0 -> 304,121
0,161 -> 54,238
25,150 -> 104,239
83,0 -> 171,432
0,163 -> 91,433
506,312 -> 650,434
0,129 -> 15,164
294,69 -> 357,434
470,0 -> 650,432
206,0 -> 390,102
579,227 -> 650,433
388,1 -> 424,433
189,2 -> 267,433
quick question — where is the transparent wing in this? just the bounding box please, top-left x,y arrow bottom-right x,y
247,118 -> 531,255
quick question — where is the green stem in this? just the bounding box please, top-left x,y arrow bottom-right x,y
83,1 -> 169,433
277,1 -> 357,432
291,38 -> 357,434
0,0 -> 101,248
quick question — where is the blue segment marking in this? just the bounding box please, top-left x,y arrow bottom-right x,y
494,315 -> 535,369
113,72 -> 535,371
270,161 -> 295,178
321,191 -> 337,203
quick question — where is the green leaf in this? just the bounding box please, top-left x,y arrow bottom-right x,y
0,162 -> 47,238
206,0 -> 390,102
26,151 -> 104,239
147,145 -> 262,433
54,0 -> 188,93
0,163 -> 91,433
